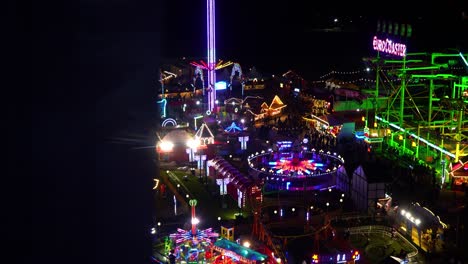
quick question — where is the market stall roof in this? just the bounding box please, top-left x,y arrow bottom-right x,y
211,157 -> 253,190
213,238 -> 267,261
401,202 -> 448,230
451,159 -> 468,177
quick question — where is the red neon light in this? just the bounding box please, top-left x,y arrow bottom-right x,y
372,36 -> 406,57
272,158 -> 317,173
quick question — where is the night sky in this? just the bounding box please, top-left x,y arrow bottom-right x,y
163,0 -> 467,79
20,1 -> 466,264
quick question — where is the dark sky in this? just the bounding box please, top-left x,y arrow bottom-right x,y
20,1 -> 466,264
26,1 -> 163,264
162,0 -> 467,79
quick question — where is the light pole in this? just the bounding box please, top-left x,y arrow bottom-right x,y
222,173 -> 227,208
440,159 -> 446,188
199,152 -> 203,182
187,138 -> 199,173
195,152 -> 207,183
204,157 -> 208,184
189,199 -> 199,235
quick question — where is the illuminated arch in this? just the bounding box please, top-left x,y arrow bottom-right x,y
194,66 -> 205,92
230,63 -> 242,84
162,118 -> 177,127
224,97 -> 243,105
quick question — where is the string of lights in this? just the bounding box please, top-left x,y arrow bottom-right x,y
318,66 -> 465,79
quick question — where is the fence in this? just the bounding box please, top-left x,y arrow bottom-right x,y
347,225 -> 419,259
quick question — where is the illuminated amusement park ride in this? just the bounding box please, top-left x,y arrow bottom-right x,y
360,25 -> 468,187
188,0 -> 235,112
248,141 -> 344,191
167,199 -> 268,264
169,199 -> 219,263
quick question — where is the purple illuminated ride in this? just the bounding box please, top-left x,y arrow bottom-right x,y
247,141 -> 344,191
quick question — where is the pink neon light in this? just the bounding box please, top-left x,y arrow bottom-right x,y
372,36 -> 406,57
191,203 -> 197,235
271,158 -> 318,174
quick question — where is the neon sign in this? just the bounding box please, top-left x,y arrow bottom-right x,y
224,122 -> 242,133
156,99 -> 167,118
372,36 -> 406,56
162,118 -> 177,127
215,81 -> 227,90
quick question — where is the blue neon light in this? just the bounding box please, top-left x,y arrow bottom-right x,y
286,182 -> 291,190
224,122 -> 242,133
460,52 -> 468,67
156,99 -> 167,118
215,81 -> 227,90
268,162 -> 277,165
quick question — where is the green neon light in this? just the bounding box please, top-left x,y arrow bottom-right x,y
193,115 -> 204,130
364,137 -> 383,143
375,116 -> 455,158
411,74 -> 458,79
384,59 -> 423,63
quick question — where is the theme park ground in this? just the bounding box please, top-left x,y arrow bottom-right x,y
153,167 -> 271,263
348,233 -> 416,264
282,233 -> 413,264
155,154 -> 467,263
160,168 -> 251,222
155,167 -> 428,264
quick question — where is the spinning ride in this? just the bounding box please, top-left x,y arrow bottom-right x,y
169,200 -> 219,263
248,141 -> 344,192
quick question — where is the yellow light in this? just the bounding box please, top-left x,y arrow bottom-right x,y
386,129 -> 391,134
398,135 -> 403,140
152,179 -> 159,189
374,122 -> 377,127
191,217 -> 200,225
412,141 -> 417,147
361,116 -> 365,121
159,141 -> 174,152
186,139 -> 200,149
